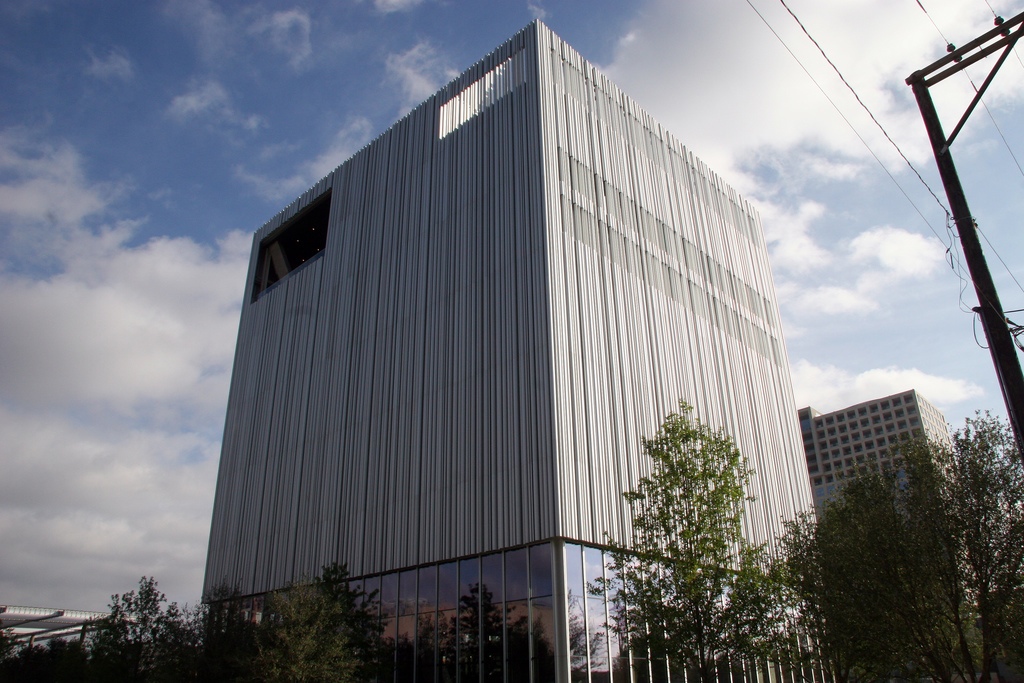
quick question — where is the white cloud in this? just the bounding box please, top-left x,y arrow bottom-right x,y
0,132 -> 249,609
248,9 -> 313,70
0,405 -> 221,610
168,79 -> 229,119
604,0 -> 1000,178
164,0 -> 234,63
775,224 -> 946,315
167,79 -> 263,131
0,227 -> 249,415
85,47 -> 135,82
850,225 -> 944,278
236,117 -> 374,202
790,359 -> 984,417
528,1 -> 548,20
0,130 -> 116,228
374,0 -> 423,13
759,199 -> 831,273
386,41 -> 458,113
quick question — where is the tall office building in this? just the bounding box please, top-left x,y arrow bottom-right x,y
798,389 -> 950,509
205,21 -> 811,682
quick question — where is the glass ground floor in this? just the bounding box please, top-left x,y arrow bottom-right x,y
344,539 -> 810,683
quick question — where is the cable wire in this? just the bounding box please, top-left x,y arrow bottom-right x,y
763,0 -> 1019,345
978,223 -> 1024,296
746,0 -> 972,302
774,0 -> 950,214
912,0 -> 1024,303
743,0 -> 950,244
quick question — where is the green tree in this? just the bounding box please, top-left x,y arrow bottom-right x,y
253,563 -> 381,683
783,476 -> 926,682
89,576 -> 191,682
784,414 -> 1024,683
900,414 -> 1024,683
603,403 -> 788,683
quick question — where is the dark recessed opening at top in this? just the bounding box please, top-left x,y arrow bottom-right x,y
252,190 -> 331,300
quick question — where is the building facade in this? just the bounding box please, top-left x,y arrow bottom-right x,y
205,21 -> 812,682
798,389 -> 950,509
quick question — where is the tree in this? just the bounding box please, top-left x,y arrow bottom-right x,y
603,403 -> 788,683
252,563 -> 381,683
89,576 -> 192,682
902,414 -> 1024,683
783,476 -> 926,683
784,414 -> 1024,683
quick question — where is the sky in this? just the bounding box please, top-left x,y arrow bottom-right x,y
1,0 -> 1022,612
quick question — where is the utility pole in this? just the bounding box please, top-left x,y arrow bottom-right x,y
906,11 -> 1024,458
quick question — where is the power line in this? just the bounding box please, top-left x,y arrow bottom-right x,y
774,0 -> 950,214
911,0 -> 1024,300
914,0 -> 1024,184
744,0 -> 971,298
978,223 -> 1024,296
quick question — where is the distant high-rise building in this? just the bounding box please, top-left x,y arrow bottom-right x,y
205,21 -> 812,681
798,389 -> 950,509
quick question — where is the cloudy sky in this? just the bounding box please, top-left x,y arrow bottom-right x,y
2,0 -> 1022,612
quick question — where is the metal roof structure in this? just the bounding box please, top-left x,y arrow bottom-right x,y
0,605 -> 107,645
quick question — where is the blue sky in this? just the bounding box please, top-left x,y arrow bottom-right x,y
1,0 -> 1022,611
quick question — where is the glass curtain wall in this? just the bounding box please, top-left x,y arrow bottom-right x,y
366,542 -> 557,683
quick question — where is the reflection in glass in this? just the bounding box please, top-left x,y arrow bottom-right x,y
438,562 -> 458,611
530,543 -> 553,597
566,543 -> 585,602
419,565 -> 437,614
566,542 -> 588,681
416,611 -> 436,683
381,615 -> 397,681
588,596 -> 610,677
458,558 -> 480,682
651,654 -> 669,683
481,553 -> 504,604
399,569 -> 418,616
584,546 -> 605,585
381,573 -> 399,619
506,599 -> 530,683
532,596 -> 557,683
363,575 -> 381,618
505,548 -> 529,601
612,657 -> 631,683
632,658 -> 652,683
481,554 -> 504,683
437,608 -> 457,683
397,613 -> 416,681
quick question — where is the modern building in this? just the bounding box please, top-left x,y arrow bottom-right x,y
798,389 -> 950,509
205,20 -> 812,682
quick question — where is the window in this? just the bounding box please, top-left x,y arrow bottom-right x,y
252,190 -> 332,299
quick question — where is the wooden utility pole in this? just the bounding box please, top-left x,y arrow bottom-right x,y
906,11 -> 1024,457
